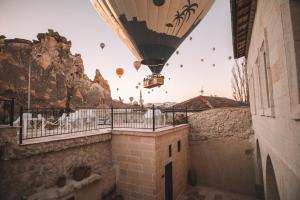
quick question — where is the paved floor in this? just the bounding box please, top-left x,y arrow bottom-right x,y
180,186 -> 256,200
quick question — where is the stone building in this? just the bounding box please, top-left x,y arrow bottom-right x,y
231,0 -> 300,199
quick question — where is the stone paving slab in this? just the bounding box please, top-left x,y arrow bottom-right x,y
179,186 -> 256,200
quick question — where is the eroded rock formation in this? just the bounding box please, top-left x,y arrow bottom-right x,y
0,30 -> 111,108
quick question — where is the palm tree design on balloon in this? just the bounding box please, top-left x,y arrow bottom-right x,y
176,0 -> 198,35
172,11 -> 184,35
165,0 -> 199,37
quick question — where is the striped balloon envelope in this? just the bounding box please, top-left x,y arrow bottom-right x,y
91,0 -> 214,75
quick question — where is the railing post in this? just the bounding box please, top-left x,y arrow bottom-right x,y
152,104 -> 155,131
125,108 -> 128,123
111,106 -> 114,130
185,106 -> 188,124
172,106 -> 175,127
9,98 -> 14,126
19,106 -> 23,144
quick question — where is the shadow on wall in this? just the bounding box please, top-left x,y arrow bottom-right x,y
266,155 -> 280,200
188,107 -> 256,196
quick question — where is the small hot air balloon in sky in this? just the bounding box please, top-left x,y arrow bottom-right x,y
116,67 -> 124,78
100,42 -> 105,49
166,63 -> 169,66
148,91 -> 150,94
165,91 -> 168,94
138,82 -> 141,85
129,97 -> 134,103
228,56 -> 232,60
201,58 -> 204,62
176,51 -> 179,55
151,89 -> 154,92
135,86 -> 139,89
180,64 -> 183,68
116,88 -> 119,91
212,47 -> 216,51
133,61 -> 141,71
189,36 -> 193,40
168,78 -> 171,80
212,64 -> 215,67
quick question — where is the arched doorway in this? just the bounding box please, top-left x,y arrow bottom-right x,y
256,140 -> 265,199
266,155 -> 280,200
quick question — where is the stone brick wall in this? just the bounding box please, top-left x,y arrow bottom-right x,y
0,127 -> 115,200
112,132 -> 156,200
188,107 -> 256,196
111,125 -> 189,200
155,126 -> 189,200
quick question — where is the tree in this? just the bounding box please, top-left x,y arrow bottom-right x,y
231,58 -> 249,104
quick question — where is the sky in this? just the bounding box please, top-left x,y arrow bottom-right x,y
0,0 -> 235,104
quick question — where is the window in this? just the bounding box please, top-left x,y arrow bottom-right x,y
248,68 -> 257,115
256,29 -> 274,117
168,145 -> 172,157
177,140 -> 181,152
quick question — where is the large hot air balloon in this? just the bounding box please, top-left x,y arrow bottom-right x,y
116,67 -> 124,78
91,0 -> 214,87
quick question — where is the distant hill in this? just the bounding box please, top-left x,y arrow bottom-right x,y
168,95 -> 246,110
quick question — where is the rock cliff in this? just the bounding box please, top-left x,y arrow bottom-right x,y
0,30 -> 111,109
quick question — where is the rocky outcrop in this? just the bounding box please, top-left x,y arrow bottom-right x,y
0,30 -> 111,109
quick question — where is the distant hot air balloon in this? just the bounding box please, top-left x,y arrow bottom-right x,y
138,82 -> 141,85
165,91 -> 168,94
133,61 -> 141,71
176,51 -> 179,55
201,59 -> 204,62
116,88 -> 119,91
92,0 -> 214,77
212,47 -> 216,51
166,63 -> 169,66
151,89 -> 154,92
100,43 -> 105,49
148,91 -> 150,94
228,56 -> 232,60
180,64 -> 183,68
189,36 -> 193,40
135,86 -> 139,89
212,64 -> 215,67
116,68 -> 124,78
168,78 -> 171,80
129,97 -> 134,103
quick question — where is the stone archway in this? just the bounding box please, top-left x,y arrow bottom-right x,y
266,155 -> 280,200
256,140 -> 265,199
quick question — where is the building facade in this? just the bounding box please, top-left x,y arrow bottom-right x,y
231,0 -> 300,199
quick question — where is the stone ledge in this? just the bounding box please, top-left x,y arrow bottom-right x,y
28,173 -> 101,200
1,128 -> 112,160
112,124 -> 189,137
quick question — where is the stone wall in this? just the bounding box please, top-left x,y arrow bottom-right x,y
188,107 -> 256,196
111,125 -> 189,200
0,127 -> 115,200
246,0 -> 300,199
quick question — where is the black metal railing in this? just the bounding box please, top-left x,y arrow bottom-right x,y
0,98 -> 14,126
7,104 -> 202,144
